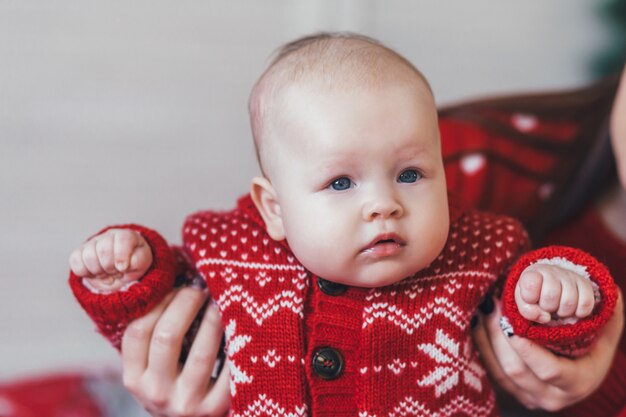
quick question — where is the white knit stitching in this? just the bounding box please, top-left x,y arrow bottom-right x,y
197,258 -> 306,271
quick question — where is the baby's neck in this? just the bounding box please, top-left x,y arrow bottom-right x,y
596,182 -> 626,243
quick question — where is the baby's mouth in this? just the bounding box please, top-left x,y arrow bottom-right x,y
360,233 -> 406,257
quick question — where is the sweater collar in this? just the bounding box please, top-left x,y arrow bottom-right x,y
236,193 -> 294,253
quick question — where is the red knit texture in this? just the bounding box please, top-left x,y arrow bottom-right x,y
501,245 -> 617,357
68,224 -> 176,349
70,199 -> 616,416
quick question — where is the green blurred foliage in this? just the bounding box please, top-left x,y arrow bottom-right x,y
593,0 -> 626,76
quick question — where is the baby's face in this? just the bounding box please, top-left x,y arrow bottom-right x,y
264,81 -> 449,287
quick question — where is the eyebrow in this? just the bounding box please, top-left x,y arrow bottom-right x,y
314,143 -> 430,173
394,143 -> 431,160
316,155 -> 355,175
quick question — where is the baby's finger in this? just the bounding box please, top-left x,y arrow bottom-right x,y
81,239 -> 106,276
127,245 -> 153,280
112,230 -> 141,272
575,278 -> 596,318
556,275 -> 578,318
518,269 -> 543,304
95,234 -> 117,274
69,247 -> 91,277
539,271 -> 562,313
178,301 -> 224,396
515,284 -> 550,323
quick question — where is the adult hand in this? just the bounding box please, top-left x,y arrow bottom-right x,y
472,289 -> 624,412
121,282 -> 230,417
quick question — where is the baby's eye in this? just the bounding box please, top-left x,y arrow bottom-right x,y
330,177 -> 352,191
397,169 -> 422,183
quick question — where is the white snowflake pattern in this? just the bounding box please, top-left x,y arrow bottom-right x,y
225,319 -> 253,396
416,329 -> 484,397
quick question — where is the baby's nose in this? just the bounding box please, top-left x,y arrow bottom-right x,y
362,197 -> 403,221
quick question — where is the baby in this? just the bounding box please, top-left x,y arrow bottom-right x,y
69,33 -> 616,417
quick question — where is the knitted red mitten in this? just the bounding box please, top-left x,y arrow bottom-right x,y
68,224 -> 176,349
501,246 -> 617,357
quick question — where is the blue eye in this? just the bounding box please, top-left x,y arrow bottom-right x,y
330,177 -> 352,191
398,169 -> 421,183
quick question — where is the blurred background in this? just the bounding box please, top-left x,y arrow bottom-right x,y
0,0 -> 624,400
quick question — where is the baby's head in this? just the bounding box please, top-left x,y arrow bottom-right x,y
249,32 -> 449,287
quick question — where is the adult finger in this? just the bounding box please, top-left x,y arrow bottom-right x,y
482,298 -> 533,381
471,314 -> 523,397
197,359 -> 231,417
178,300 -> 224,397
512,288 -> 623,389
145,286 -> 209,382
506,335 -> 572,386
122,291 -> 177,389
479,300 -> 571,408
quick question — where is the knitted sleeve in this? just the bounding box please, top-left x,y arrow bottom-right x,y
501,246 -> 617,357
179,211 -> 235,303
68,224 -> 179,350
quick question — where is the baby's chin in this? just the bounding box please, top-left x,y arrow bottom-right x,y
318,265 -> 419,289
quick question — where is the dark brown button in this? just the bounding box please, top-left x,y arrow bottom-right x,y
316,277 -> 347,296
312,347 -> 344,380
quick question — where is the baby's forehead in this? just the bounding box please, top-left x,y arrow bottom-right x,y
273,83 -> 437,151
250,35 -> 434,176
265,49 -> 434,133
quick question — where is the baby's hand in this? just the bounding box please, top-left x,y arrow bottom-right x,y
69,228 -> 152,292
515,264 -> 596,324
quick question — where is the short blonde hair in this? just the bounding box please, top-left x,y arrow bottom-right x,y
248,32 -> 432,175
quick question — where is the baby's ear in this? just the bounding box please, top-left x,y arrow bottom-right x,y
250,177 -> 286,241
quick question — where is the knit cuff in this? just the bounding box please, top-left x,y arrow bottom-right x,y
68,224 -> 176,348
501,246 -> 617,357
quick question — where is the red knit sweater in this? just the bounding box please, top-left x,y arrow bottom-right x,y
544,208 -> 626,417
69,195 -> 616,417
438,106 -> 625,417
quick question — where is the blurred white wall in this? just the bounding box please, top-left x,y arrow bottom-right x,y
0,0 -> 611,378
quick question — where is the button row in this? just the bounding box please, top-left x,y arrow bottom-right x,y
316,277 -> 347,296
312,278 -> 347,380
312,347 -> 344,379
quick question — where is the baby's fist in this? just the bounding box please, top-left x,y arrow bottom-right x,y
515,263 -> 596,324
69,228 -> 152,291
